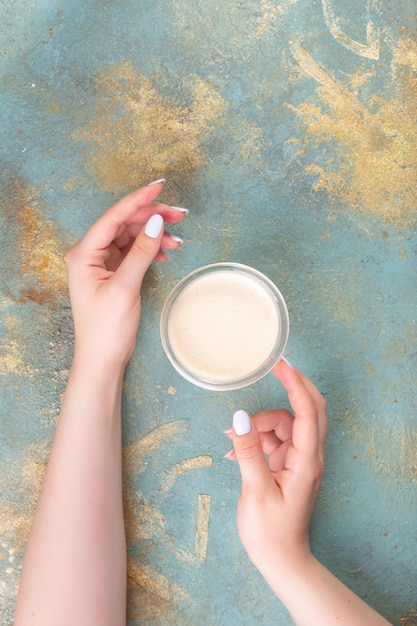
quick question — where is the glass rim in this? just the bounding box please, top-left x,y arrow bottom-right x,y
160,262 -> 289,391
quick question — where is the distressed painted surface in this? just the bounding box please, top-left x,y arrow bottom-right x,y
0,1 -> 416,624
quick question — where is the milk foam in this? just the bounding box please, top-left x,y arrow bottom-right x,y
167,270 -> 280,382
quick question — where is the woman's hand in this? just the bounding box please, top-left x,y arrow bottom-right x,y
65,180 -> 187,370
226,359 -> 328,580
226,361 -> 391,626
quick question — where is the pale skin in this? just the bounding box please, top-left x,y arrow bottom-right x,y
14,181 -> 391,625
14,180 -> 186,626
226,363 -> 392,626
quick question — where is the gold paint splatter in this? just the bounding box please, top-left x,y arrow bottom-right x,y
167,386 -> 177,395
253,1 -> 283,39
74,61 -> 225,192
0,315 -> 26,375
174,0 -> 296,50
128,557 -> 187,603
123,423 -> 213,623
0,446 -> 48,572
288,37 -> 417,226
352,421 -> 417,484
19,202 -> 67,293
0,178 -> 68,306
124,483 -> 190,623
398,244 -> 408,261
321,1 -> 380,60
62,177 -> 80,192
123,482 -> 187,619
123,487 -> 166,547
237,119 -> 265,163
393,36 -> 417,71
159,456 -> 213,497
349,70 -> 375,91
127,556 -> 188,625
194,494 -> 211,562
123,419 -> 189,475
400,609 -> 417,626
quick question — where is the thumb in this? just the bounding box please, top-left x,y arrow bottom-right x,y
232,410 -> 273,492
116,213 -> 164,289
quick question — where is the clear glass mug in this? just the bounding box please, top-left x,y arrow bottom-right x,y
160,263 -> 289,391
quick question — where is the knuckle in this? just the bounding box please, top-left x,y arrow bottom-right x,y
131,237 -> 155,259
308,459 -> 324,487
240,488 -> 268,512
299,457 -> 324,491
237,441 -> 263,462
108,278 -> 137,304
317,459 -> 325,481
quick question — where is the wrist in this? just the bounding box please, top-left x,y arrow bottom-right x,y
71,347 -> 127,387
258,545 -> 316,599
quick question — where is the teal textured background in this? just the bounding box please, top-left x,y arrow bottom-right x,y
0,1 -> 416,624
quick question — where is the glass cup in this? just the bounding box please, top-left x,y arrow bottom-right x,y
160,262 -> 289,391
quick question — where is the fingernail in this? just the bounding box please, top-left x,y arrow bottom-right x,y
170,206 -> 189,215
144,214 -> 164,238
169,234 -> 183,244
282,357 -> 293,369
224,447 -> 234,459
148,178 -> 166,186
233,410 -> 251,436
223,428 -> 233,435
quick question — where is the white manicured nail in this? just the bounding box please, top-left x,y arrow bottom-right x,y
171,206 -> 189,215
224,448 -> 234,459
169,234 -> 183,244
144,214 -> 164,238
147,178 -> 166,186
282,357 -> 293,369
233,410 -> 251,436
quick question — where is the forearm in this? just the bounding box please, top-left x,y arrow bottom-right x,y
264,554 -> 392,626
15,356 -> 127,626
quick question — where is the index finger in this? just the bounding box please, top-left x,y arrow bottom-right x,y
81,181 -> 165,250
272,360 -> 323,461
297,369 -> 328,451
